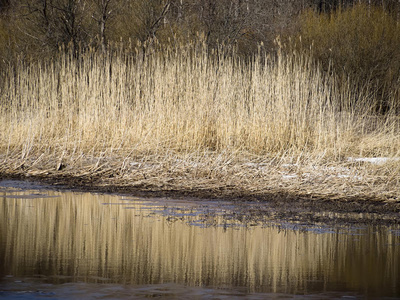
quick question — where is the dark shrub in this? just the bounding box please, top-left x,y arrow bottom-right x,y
289,4 -> 400,113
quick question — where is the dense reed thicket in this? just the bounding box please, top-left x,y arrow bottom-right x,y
1,39 -> 400,200
1,42 -> 397,159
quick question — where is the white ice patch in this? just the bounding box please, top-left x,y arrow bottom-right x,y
347,157 -> 400,165
281,163 -> 299,168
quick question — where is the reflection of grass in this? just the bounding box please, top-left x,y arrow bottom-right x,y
0,43 -> 399,201
2,190 -> 399,292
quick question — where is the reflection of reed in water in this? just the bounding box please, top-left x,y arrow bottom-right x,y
0,190 -> 399,295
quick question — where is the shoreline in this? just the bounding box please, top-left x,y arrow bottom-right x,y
2,168 -> 399,227
2,43 -> 400,228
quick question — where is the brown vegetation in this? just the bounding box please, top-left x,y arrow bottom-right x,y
288,4 -> 400,113
1,40 -> 400,205
1,1 -> 400,207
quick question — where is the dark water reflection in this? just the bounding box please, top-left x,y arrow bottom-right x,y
0,180 -> 399,299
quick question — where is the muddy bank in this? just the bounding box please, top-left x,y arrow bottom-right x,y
1,172 -> 399,227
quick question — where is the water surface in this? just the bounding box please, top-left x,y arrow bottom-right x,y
0,180 -> 399,299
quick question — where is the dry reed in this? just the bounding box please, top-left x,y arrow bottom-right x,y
1,42 -> 399,201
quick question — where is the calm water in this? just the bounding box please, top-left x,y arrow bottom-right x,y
0,180 -> 399,299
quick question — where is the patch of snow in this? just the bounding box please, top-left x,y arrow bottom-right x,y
336,174 -> 350,178
281,163 -> 298,168
347,157 -> 400,165
336,174 -> 363,180
324,166 -> 351,172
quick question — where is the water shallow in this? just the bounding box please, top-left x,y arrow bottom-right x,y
0,180 -> 399,299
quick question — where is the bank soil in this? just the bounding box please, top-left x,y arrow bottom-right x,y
1,171 -> 399,227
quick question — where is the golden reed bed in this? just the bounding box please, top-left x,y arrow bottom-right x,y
1,43 -> 400,211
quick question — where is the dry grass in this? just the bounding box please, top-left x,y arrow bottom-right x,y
1,42 -> 399,201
